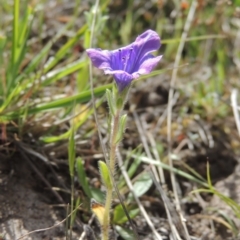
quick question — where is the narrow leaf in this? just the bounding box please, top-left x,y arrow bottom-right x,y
116,114 -> 127,143
68,126 -> 75,177
98,161 -> 112,189
128,172 -> 152,199
106,89 -> 116,115
113,204 -> 139,224
76,157 -> 92,198
115,225 -> 135,240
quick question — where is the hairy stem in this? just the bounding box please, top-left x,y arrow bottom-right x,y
109,111 -> 120,172
102,110 -> 120,240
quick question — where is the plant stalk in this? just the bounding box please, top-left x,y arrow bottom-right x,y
70,175 -> 74,239
102,110 -> 120,240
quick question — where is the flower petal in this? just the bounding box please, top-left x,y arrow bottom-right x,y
106,70 -> 134,92
133,55 -> 163,77
109,48 -> 127,71
131,30 -> 161,67
106,30 -> 161,74
135,30 -> 160,53
86,30 -> 163,93
86,48 -> 112,70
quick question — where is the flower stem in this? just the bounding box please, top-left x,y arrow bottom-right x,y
109,111 -> 120,172
102,110 -> 120,240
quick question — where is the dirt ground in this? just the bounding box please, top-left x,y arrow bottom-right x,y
1,87 -> 240,240
0,154 -> 68,240
0,151 -> 240,240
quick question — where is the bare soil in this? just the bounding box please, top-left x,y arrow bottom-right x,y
0,154 -> 69,240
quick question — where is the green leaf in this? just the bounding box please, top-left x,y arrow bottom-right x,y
70,197 -> 81,226
115,225 -> 135,240
76,63 -> 89,92
118,147 -> 142,189
113,204 -> 139,224
4,84 -> 112,120
8,4 -> 33,91
11,0 -> 20,69
23,20 -> 74,75
129,172 -> 153,199
127,151 -> 142,180
98,161 -> 112,189
41,59 -> 87,86
90,187 -> 105,203
206,161 -> 212,187
68,126 -> 75,177
76,157 -> 92,198
41,99 -> 103,143
138,155 -> 208,187
116,114 -> 127,143
43,24 -> 87,73
106,89 -> 116,116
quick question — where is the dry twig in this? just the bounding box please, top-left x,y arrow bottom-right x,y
166,1 -> 198,239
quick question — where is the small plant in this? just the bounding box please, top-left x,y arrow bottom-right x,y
193,162 -> 240,236
86,29 -> 162,240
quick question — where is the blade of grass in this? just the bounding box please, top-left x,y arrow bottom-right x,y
68,123 -> 76,239
1,83 -> 110,121
136,155 -> 208,187
23,18 -> 78,75
10,0 -> 19,72
43,24 -> 87,73
41,59 -> 88,86
7,3 -> 33,93
41,98 -> 103,143
76,157 -> 92,199
14,58 -> 86,101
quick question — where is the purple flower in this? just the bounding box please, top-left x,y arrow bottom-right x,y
86,30 -> 162,92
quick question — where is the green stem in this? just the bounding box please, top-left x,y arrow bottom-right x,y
102,110 -> 120,240
70,175 -> 74,239
109,111 -> 120,172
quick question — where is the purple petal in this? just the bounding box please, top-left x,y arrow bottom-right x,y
131,30 -> 161,66
86,30 -> 162,93
110,70 -> 134,92
86,49 -> 112,70
106,30 -> 161,74
133,55 -> 163,76
135,30 -> 160,53
110,48 -> 130,71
